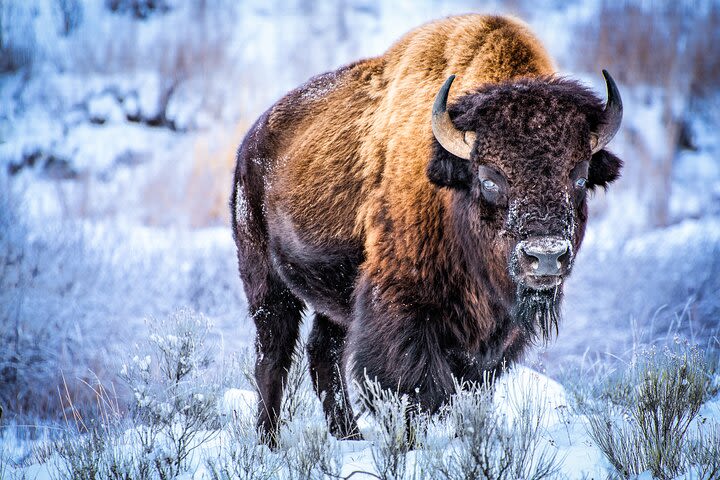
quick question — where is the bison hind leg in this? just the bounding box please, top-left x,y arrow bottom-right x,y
251,274 -> 304,447
307,313 -> 362,440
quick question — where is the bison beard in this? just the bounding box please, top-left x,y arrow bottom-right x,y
514,285 -> 562,344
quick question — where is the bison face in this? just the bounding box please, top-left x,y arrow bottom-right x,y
428,73 -> 623,339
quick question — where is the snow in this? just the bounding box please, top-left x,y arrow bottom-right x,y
165,77 -> 209,131
87,91 -> 126,124
54,123 -> 152,173
13,364 -> 682,479
221,388 -> 257,420
494,366 -> 567,426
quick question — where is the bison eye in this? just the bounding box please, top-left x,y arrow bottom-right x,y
482,179 -> 499,192
477,165 -> 508,207
575,177 -> 587,189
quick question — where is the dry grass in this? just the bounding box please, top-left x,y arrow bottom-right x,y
571,0 -> 720,226
185,122 -> 250,227
138,121 -> 247,227
0,175 -> 112,422
38,309 -> 223,480
420,378 -> 562,480
573,0 -> 720,96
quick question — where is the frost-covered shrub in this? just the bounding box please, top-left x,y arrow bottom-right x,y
0,169 -> 245,421
209,343 -> 343,480
352,370 -> 561,480
42,308 -> 223,479
273,345 -> 343,479
281,423 -> 342,480
421,378 -> 561,480
685,422 -> 720,479
52,426 -> 132,480
205,409 -> 281,480
120,308 -> 221,478
208,344 -> 342,480
277,344 -> 317,436
358,378 -> 415,480
580,342 -> 719,479
49,415 -> 184,480
46,374 -> 150,480
0,445 -> 14,480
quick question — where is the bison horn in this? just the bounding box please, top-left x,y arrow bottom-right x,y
432,75 -> 476,160
590,70 -> 623,154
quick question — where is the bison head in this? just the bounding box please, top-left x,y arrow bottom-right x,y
428,72 -> 623,340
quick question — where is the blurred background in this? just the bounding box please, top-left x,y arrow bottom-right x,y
1,0 -> 719,429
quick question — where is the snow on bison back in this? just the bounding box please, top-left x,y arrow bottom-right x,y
230,14 -> 623,444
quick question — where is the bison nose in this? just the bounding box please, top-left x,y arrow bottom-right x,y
519,238 -> 571,276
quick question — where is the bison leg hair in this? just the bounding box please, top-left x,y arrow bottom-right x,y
251,276 -> 304,446
307,313 -> 362,440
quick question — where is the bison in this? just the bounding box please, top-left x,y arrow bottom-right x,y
231,14 -> 623,442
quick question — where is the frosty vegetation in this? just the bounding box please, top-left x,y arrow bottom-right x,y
2,308 -> 719,479
572,341 -> 720,479
1,0 -> 719,478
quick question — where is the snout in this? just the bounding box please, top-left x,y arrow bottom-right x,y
515,237 -> 572,289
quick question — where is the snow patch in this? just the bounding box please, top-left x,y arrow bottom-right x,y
221,388 -> 257,420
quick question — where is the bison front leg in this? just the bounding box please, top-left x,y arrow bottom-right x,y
307,313 -> 362,440
349,276 -> 457,442
251,278 -> 304,446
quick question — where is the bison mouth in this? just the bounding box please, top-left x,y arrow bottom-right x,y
513,285 -> 562,343
523,274 -> 562,290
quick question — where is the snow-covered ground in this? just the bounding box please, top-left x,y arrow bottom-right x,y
9,360 -> 720,479
29,367 -> 611,478
1,0 -> 719,477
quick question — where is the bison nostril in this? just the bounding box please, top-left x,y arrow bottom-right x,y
523,252 -> 540,270
557,249 -> 570,269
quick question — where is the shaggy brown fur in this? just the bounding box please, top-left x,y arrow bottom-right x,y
231,14 -> 622,443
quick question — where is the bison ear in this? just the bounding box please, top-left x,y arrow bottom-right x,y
588,149 -> 622,190
427,141 -> 472,189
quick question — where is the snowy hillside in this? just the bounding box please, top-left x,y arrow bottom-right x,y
1,0 -> 719,477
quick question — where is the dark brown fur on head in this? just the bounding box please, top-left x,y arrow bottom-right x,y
428,77 -> 622,342
430,76 -> 622,199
